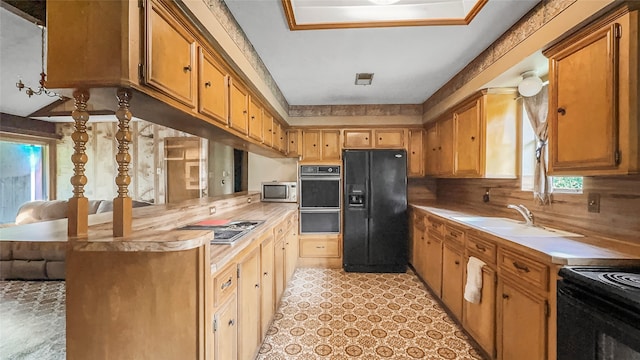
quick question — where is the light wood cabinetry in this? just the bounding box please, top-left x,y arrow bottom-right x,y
321,130 -> 341,160
424,216 -> 444,297
229,78 -> 249,135
284,214 -> 299,283
454,98 -> 482,176
410,210 -> 428,278
344,130 -> 372,148
237,247 -> 261,360
287,129 -> 301,157
274,224 -> 286,306
438,115 -> 455,176
198,48 -> 228,125
214,294 -> 237,360
301,130 -> 322,161
145,0 -> 197,108
408,129 -> 425,177
301,129 -> 342,161
441,225 -> 465,320
544,6 -> 640,175
248,96 -> 263,141
273,122 -> 285,152
262,113 -> 273,147
260,233 -> 275,339
375,129 -> 405,148
298,234 -> 343,268
425,123 -> 439,176
213,262 -> 237,308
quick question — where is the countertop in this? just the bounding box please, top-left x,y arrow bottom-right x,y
410,204 -> 640,266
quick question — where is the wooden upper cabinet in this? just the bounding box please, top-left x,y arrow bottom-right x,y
544,6 -> 639,175
454,98 -> 482,176
302,130 -> 321,161
262,113 -> 273,147
229,78 -> 249,135
321,130 -> 341,160
438,115 -> 455,176
145,0 -> 197,108
287,129 -> 300,158
344,130 -> 372,148
248,96 -> 263,141
425,123 -> 439,176
198,48 -> 228,125
408,129 -> 425,178
273,122 -> 285,152
375,129 -> 405,148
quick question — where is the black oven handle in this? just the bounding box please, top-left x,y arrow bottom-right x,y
300,176 -> 340,181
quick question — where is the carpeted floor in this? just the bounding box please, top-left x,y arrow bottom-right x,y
256,268 -> 484,360
0,268 -> 484,360
0,281 -> 65,360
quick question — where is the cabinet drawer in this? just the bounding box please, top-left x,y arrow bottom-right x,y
466,234 -> 496,264
427,217 -> 444,239
444,224 -> 464,246
300,238 -> 340,258
499,249 -> 548,291
213,262 -> 237,307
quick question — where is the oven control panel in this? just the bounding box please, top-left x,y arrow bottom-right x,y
300,165 -> 340,175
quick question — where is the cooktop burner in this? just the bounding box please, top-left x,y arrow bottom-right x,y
599,272 -> 640,290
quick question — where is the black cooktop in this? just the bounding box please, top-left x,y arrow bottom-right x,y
559,267 -> 640,312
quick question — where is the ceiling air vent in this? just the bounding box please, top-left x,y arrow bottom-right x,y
355,73 -> 374,86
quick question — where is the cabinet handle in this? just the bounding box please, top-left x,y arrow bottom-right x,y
221,277 -> 232,290
438,146 -> 442,150
512,261 -> 530,273
449,232 -> 458,238
325,144 -> 329,147
412,151 -> 415,154
228,319 -> 235,326
365,137 -> 368,140
379,137 -> 383,140
316,246 -> 325,249
313,144 -> 316,147
204,81 -> 211,88
251,115 -> 255,120
455,260 -> 460,265
255,283 -> 260,288
183,65 -> 192,72
432,148 -> 436,151
470,136 -> 475,141
243,110 -> 247,114
502,294 -> 509,299
475,244 -> 486,252
264,272 -> 268,276
427,241 -> 431,245
557,107 -> 566,116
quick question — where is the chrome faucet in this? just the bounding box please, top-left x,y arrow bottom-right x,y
507,204 -> 535,226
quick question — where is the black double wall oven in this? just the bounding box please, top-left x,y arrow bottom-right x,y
299,165 -> 341,234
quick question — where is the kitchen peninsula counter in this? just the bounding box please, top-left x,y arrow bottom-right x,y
409,203 -> 640,266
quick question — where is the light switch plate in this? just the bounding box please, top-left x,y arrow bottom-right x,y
588,193 -> 600,213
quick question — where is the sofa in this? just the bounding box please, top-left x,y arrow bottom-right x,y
0,199 -> 151,280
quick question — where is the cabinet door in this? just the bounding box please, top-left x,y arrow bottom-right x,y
248,96 -> 263,141
454,99 -> 482,176
260,235 -> 275,338
198,48 -> 228,125
438,116 -> 454,176
302,130 -> 321,161
145,0 -> 196,108
425,124 -> 439,176
237,248 -> 261,360
262,113 -> 273,147
273,122 -> 284,152
344,130 -> 372,148
287,129 -> 300,157
214,294 -> 237,360
408,129 -> 425,177
229,78 -> 249,135
375,129 -> 405,148
284,218 -> 299,283
498,280 -> 547,360
463,265 -> 496,358
321,130 -> 341,160
423,235 -> 443,297
548,24 -> 620,173
411,224 -> 425,278
441,242 -> 464,320
274,237 -> 285,306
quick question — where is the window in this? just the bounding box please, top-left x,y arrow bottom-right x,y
0,136 -> 51,223
520,104 -> 583,194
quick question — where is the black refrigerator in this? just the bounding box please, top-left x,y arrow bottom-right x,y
343,149 -> 408,273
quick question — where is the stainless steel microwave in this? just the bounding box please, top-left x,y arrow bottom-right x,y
261,181 -> 297,203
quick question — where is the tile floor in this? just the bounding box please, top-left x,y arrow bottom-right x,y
257,268 -> 484,360
0,268 -> 484,360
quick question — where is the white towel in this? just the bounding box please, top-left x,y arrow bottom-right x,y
464,256 -> 486,304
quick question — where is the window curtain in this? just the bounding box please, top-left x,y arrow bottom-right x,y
523,85 -> 550,204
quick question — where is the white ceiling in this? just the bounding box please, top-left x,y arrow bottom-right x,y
224,0 -> 542,106
0,6 -> 59,118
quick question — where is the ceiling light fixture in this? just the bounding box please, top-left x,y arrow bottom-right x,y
368,0 -> 401,5
355,73 -> 374,86
16,25 -> 63,99
517,70 -> 543,97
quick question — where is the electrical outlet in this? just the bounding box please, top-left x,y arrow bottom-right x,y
209,206 -> 216,215
588,193 -> 600,213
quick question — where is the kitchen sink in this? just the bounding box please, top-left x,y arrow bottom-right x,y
451,216 -> 583,237
180,220 -> 265,244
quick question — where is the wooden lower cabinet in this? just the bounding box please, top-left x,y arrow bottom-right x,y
463,265 -> 496,358
213,293 -> 237,360
274,235 -> 286,306
237,247 -> 261,360
284,215 -> 299,283
497,278 -> 548,360
441,242 -> 464,320
411,215 -> 427,278
260,234 -> 275,338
